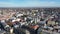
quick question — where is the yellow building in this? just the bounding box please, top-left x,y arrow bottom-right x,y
47,21 -> 55,25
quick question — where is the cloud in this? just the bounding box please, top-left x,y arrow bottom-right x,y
0,2 -> 18,7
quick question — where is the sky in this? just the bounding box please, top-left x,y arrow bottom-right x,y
0,0 -> 60,7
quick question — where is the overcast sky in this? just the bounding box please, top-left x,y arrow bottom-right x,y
0,0 -> 60,7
